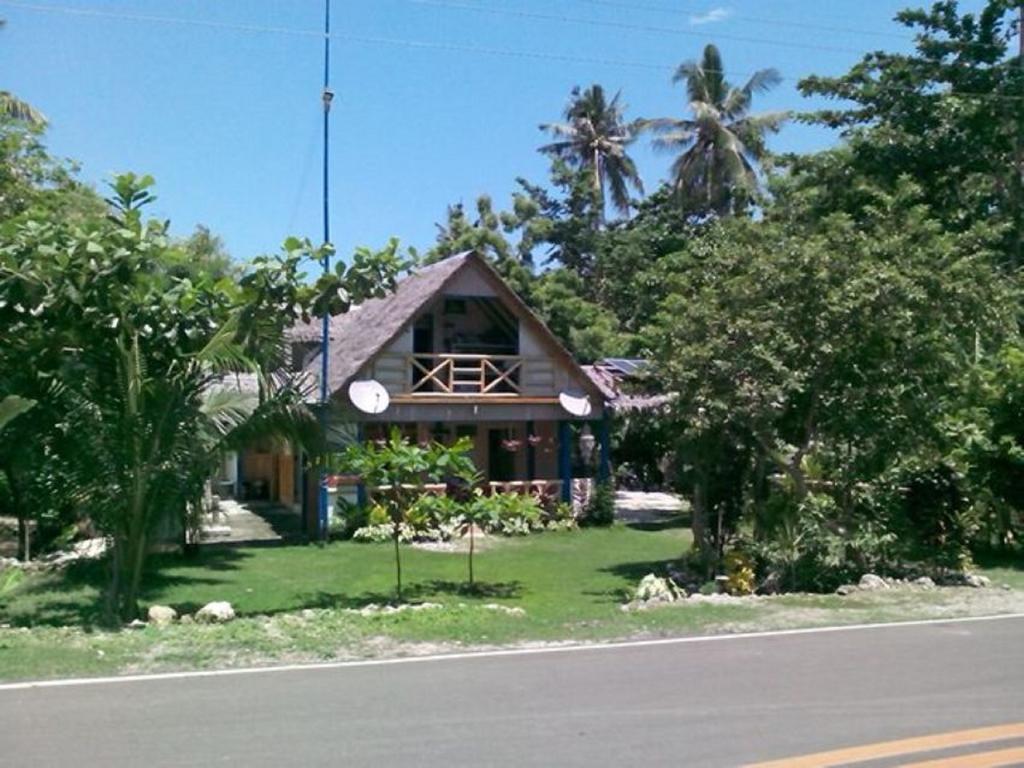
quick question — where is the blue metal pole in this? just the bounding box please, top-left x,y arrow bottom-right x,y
317,0 -> 333,543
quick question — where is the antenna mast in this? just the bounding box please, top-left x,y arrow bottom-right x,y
317,0 -> 334,542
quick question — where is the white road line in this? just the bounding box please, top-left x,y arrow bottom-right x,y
2,612 -> 1022,692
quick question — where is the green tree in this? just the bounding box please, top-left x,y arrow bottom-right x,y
646,183 -> 1018,562
0,174 -> 404,620
174,224 -> 239,281
798,0 -> 1024,267
642,44 -> 787,216
540,84 -> 644,224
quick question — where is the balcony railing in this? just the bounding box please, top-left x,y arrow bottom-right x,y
408,353 -> 522,396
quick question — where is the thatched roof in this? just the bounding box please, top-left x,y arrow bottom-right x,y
290,253 -> 471,395
290,251 -> 606,403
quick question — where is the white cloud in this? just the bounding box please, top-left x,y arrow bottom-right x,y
689,7 -> 733,26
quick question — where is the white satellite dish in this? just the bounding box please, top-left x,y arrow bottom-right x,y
558,390 -> 592,418
348,379 -> 390,415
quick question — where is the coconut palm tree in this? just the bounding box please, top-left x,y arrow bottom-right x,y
642,44 -> 787,216
0,19 -> 46,127
539,84 -> 644,223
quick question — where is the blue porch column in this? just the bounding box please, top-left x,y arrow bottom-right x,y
598,412 -> 611,483
526,420 -> 536,480
558,420 -> 572,502
356,422 -> 367,508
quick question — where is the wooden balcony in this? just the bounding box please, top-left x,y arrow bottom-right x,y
408,353 -> 523,396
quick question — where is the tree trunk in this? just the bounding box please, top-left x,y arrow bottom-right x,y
692,471 -> 712,566
17,515 -> 30,563
393,523 -> 403,603
124,530 -> 148,621
3,467 -> 29,562
468,523 -> 475,586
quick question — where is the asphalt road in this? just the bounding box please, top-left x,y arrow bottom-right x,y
2,616 -> 1022,767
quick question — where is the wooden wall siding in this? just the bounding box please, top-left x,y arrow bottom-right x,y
242,453 -> 277,499
277,455 -> 294,506
522,359 -> 556,395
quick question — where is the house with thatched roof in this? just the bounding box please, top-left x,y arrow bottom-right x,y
232,251 -> 610,534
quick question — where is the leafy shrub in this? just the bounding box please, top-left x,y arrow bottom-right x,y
723,550 -> 755,595
742,493 -> 897,592
353,523 -> 416,543
581,481 -> 615,527
330,497 -> 369,540
485,492 -> 543,535
897,461 -> 978,571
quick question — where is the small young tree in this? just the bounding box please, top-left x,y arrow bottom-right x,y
341,430 -> 475,601
459,483 -> 497,589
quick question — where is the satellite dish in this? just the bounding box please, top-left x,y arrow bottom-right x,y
348,379 -> 390,415
558,390 -> 593,418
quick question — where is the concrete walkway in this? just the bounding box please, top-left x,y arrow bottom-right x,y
202,500 -> 303,545
614,490 -> 686,524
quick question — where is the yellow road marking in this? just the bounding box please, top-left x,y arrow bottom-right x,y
899,745 -> 1024,767
746,722 -> 1024,768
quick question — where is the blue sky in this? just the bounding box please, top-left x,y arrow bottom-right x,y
0,0 -> 985,266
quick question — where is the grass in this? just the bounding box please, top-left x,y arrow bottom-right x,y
1,519 -> 1022,682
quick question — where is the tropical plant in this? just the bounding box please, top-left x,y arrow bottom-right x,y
340,430 -> 476,601
540,84 -> 644,223
582,480 -> 616,527
0,173 -> 403,620
641,44 -> 787,215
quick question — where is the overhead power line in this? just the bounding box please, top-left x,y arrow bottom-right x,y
513,0 -> 1018,52
409,0 -> 872,55
2,0 -> 1021,103
556,0 -> 919,42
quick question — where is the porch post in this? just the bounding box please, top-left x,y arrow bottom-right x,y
558,421 -> 572,502
598,412 -> 611,483
356,422 -> 367,508
526,420 -> 536,481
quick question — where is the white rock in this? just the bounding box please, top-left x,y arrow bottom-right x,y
835,584 -> 858,596
482,603 -> 526,616
634,573 -> 679,604
964,573 -> 990,589
72,538 -> 108,560
195,601 -> 236,623
686,593 -> 742,604
858,574 -> 889,591
147,605 -> 177,626
913,576 -> 936,589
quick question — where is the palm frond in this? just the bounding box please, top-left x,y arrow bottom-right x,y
0,395 -> 35,433
0,92 -> 46,127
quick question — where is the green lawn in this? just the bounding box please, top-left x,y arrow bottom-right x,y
1,520 -> 1022,682
2,522 -> 697,636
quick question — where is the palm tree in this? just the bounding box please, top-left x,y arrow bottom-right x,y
643,44 -> 787,216
0,19 -> 46,127
540,84 -> 644,223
